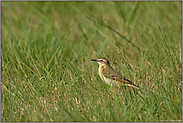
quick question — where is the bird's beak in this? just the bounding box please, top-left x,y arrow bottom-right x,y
91,59 -> 97,62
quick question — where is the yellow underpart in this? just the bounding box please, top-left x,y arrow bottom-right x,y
98,65 -> 139,89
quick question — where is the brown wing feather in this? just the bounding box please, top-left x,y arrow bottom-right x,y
102,66 -> 139,87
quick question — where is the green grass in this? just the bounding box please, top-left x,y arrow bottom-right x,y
1,1 -> 182,122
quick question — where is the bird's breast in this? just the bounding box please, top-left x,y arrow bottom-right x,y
98,65 -> 104,79
98,65 -> 116,86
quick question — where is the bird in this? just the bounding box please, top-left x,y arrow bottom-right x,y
91,57 -> 142,90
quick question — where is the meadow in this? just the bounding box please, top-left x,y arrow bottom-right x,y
1,1 -> 182,122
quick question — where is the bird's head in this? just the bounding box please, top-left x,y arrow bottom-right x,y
91,57 -> 110,66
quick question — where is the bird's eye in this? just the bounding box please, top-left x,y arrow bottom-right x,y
100,60 -> 103,62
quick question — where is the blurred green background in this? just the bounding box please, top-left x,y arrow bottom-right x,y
1,1 -> 182,122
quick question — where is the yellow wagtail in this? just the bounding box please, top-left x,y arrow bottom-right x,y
91,57 -> 141,90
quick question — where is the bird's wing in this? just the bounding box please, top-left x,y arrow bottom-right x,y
102,66 -> 139,88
